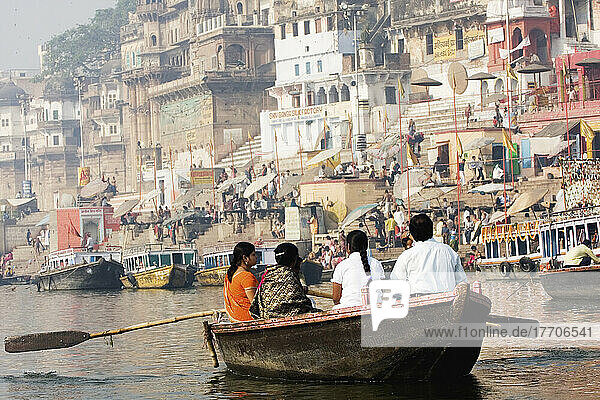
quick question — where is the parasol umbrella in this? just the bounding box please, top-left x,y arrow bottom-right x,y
488,210 -> 507,224
507,189 -> 548,216
463,137 -> 494,152
276,175 -> 302,199
340,203 -> 379,229
306,148 -> 341,166
80,178 -> 108,198
411,77 -> 442,116
243,172 -> 277,198
140,188 -> 160,206
469,183 -> 513,195
484,93 -> 507,105
216,175 -> 247,194
468,72 -> 496,111
173,187 -> 202,208
113,199 -> 139,218
517,63 -> 552,88
376,144 -> 401,159
35,213 -> 50,227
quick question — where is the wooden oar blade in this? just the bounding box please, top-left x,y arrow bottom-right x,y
5,330 -> 90,353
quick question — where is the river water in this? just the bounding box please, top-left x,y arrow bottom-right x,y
1,276 -> 600,399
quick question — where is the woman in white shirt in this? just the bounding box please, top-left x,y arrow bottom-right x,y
331,230 -> 385,309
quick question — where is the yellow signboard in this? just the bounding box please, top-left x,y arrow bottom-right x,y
434,29 -> 486,61
190,168 -> 214,187
78,167 -> 90,187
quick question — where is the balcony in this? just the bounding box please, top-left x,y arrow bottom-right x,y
136,2 -> 165,14
486,0 -> 550,23
91,108 -> 120,123
93,135 -> 123,148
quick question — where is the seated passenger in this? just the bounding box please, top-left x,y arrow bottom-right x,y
331,230 -> 385,309
250,243 -> 320,319
564,239 -> 600,267
391,213 -> 467,295
223,242 -> 258,322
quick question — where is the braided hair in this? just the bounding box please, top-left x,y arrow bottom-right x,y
347,230 -> 370,273
227,242 -> 255,282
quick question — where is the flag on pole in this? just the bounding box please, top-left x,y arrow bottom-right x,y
507,64 -> 518,81
346,111 -> 353,149
456,133 -> 463,157
398,77 -> 405,98
502,128 -> 517,155
580,119 -> 596,158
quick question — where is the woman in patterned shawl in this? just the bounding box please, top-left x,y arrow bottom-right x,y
250,243 -> 321,320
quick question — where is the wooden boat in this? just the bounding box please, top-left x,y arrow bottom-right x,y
121,244 -> 197,289
0,274 -> 34,285
211,284 -> 491,381
196,245 -> 322,286
539,264 -> 600,299
38,247 -> 123,291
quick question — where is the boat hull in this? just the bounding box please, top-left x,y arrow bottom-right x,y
38,260 -> 123,291
120,265 -> 189,289
540,265 -> 600,299
212,286 -> 491,381
195,266 -> 228,286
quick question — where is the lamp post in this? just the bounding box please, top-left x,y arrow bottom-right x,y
17,93 -> 31,196
74,76 -> 85,169
341,2 -> 369,163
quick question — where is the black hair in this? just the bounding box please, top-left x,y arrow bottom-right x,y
401,237 -> 412,249
582,239 -> 592,247
347,230 -> 370,273
227,242 -> 255,282
409,213 -> 434,242
274,242 -> 299,267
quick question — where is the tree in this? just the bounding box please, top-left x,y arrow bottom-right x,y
39,0 -> 136,79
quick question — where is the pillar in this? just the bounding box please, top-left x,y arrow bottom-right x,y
559,0 -> 567,38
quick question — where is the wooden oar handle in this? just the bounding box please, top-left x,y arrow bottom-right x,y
307,288 -> 333,299
90,309 -> 224,339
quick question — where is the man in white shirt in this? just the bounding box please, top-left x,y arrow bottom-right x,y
391,214 -> 467,294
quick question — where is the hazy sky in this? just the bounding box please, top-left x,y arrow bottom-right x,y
0,0 -> 117,70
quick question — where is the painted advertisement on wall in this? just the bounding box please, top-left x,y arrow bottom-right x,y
434,29 -> 486,61
159,94 -> 213,138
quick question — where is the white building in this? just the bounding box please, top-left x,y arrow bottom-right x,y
260,4 -> 409,162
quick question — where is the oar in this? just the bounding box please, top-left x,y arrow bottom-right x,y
5,309 -> 223,354
306,288 -> 333,299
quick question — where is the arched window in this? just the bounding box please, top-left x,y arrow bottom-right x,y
512,28 -> 523,60
151,35 -> 157,46
316,87 -> 327,105
340,84 -> 350,101
236,2 -> 243,14
225,44 -> 245,67
494,78 -> 504,94
328,86 -> 339,103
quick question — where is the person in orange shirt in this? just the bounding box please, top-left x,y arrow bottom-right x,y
223,242 -> 258,322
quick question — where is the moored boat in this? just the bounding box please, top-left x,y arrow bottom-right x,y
196,243 -> 322,286
539,265 -> 600,299
38,247 -> 123,291
210,284 -> 491,381
121,244 -> 197,289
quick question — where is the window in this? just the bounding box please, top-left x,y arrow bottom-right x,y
292,22 -> 298,37
397,38 -> 404,54
108,93 -> 116,108
340,84 -> 350,101
52,135 -> 59,146
317,60 -> 323,73
305,46 -> 310,52
455,27 -> 464,50
172,253 -> 183,265
315,18 -> 322,33
329,86 -> 339,103
307,91 -> 314,106
149,254 -> 159,267
109,125 -> 118,135
327,16 -> 334,31
316,87 -> 327,105
292,95 -> 301,108
426,33 -> 434,55
151,34 -> 157,46
280,24 -> 286,39
53,110 -> 59,120
294,64 -> 300,76
385,86 -> 397,104
305,62 -> 311,74
304,20 -> 310,35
